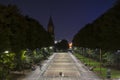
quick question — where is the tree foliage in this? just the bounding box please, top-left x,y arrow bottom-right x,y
55,39 -> 69,51
0,4 -> 53,53
73,2 -> 120,50
72,2 -> 120,69
0,4 -> 54,79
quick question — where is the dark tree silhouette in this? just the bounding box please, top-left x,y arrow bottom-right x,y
55,39 -> 69,51
72,1 -> 120,69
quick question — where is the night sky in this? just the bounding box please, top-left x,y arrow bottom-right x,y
0,0 -> 116,42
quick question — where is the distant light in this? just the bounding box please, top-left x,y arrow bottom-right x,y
54,41 -> 58,44
44,48 -> 47,50
4,50 -> 9,53
69,42 -> 72,49
49,46 -> 53,49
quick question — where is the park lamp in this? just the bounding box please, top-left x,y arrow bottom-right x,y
69,42 -> 72,49
44,47 -> 47,51
4,50 -> 9,53
49,46 -> 53,50
54,40 -> 58,44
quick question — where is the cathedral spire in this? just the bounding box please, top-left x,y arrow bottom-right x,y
48,16 -> 54,27
47,16 -> 55,41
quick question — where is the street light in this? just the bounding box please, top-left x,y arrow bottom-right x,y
4,50 -> 9,53
49,46 -> 53,50
69,42 -> 72,49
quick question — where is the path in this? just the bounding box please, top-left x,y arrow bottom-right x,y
19,52 -> 107,80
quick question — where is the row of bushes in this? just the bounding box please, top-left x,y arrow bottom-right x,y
73,47 -> 120,69
0,47 -> 54,80
74,52 -> 120,79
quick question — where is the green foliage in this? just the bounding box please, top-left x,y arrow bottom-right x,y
21,50 -> 27,61
103,52 -> 114,66
72,2 -> 120,70
0,4 -> 53,53
0,4 -> 54,80
74,52 -> 120,79
73,2 -> 120,50
0,52 -> 15,79
0,52 -> 15,69
25,16 -> 53,50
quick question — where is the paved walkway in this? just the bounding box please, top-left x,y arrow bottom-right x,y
18,52 -> 119,80
69,52 -> 100,80
20,53 -> 55,80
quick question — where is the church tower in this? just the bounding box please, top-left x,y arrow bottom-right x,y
47,16 -> 55,42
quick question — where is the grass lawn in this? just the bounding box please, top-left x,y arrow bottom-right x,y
74,53 -> 120,79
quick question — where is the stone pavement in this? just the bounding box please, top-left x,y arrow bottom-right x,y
69,52 -> 101,80
19,53 -> 56,80
19,52 -> 119,80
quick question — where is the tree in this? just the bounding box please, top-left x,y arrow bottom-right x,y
72,2 -> 120,69
25,16 -> 53,50
55,39 -> 69,51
